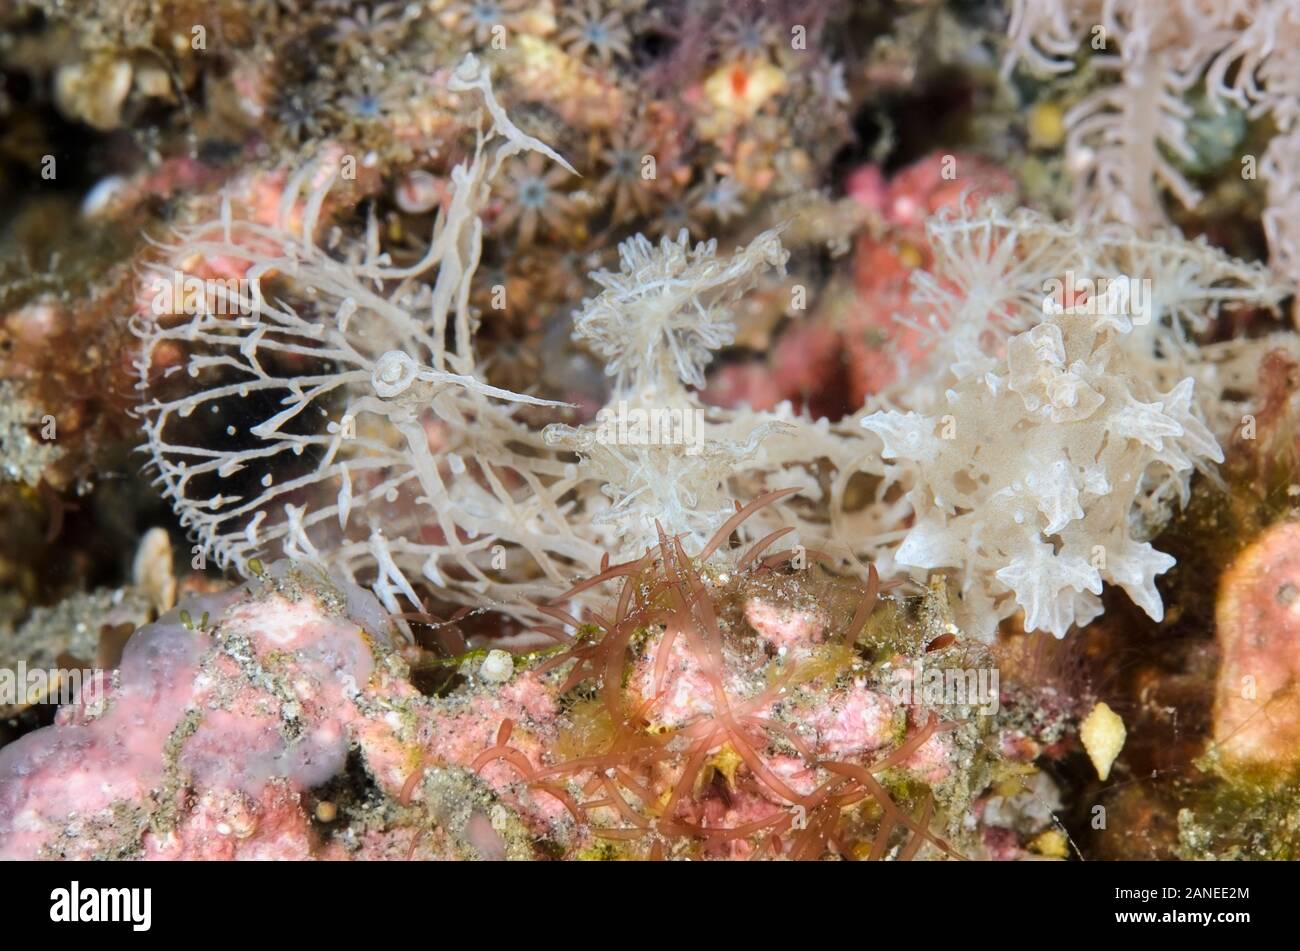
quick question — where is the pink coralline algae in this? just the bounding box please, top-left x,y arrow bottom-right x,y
0,568 -> 411,859
846,154 -> 1014,234
0,562 -> 597,860
0,537 -> 1026,859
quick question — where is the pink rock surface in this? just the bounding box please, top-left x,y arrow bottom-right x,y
744,598 -> 828,655
0,574 -> 408,859
1213,520 -> 1300,775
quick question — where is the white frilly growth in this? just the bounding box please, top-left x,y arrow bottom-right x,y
863,199 -> 1281,640
572,228 -> 789,391
865,307 -> 1215,640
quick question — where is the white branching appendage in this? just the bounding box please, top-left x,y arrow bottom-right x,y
134,53 -> 890,622
135,55 -> 603,617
